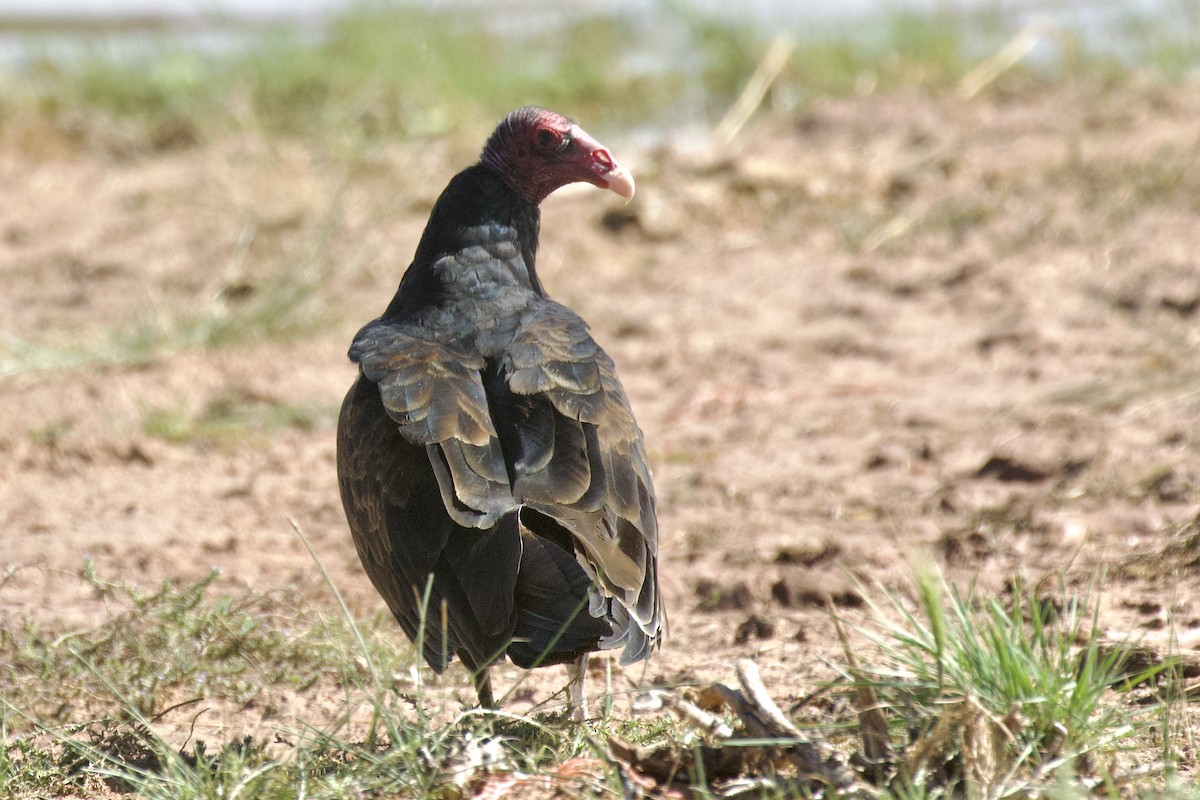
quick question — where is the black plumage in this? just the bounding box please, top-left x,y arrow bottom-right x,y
336,107 -> 663,714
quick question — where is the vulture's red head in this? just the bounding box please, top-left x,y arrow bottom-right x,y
480,106 -> 635,206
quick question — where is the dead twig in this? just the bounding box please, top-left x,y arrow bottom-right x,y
614,660 -> 872,798
735,659 -> 803,738
666,692 -> 737,739
609,734 -> 747,793
734,659 -> 862,795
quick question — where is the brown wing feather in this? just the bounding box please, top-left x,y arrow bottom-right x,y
339,327 -> 524,673
502,303 -> 663,661
354,326 -> 516,526
337,375 -> 459,668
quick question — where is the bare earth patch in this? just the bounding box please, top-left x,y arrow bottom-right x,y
3,77 -> 1200,755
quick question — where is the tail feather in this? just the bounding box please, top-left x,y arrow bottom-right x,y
505,532 -> 612,669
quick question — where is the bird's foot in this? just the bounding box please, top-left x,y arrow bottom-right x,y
474,667 -> 496,709
566,654 -> 589,722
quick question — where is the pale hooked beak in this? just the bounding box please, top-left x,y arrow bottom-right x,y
600,163 -> 636,202
571,124 -> 636,202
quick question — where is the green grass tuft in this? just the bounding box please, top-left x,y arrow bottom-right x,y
849,565 -> 1167,796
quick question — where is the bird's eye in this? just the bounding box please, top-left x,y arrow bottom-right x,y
535,129 -> 558,149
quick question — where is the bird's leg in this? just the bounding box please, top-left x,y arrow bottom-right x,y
474,666 -> 496,709
566,654 -> 589,722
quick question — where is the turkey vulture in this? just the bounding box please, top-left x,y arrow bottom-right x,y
337,107 -> 663,718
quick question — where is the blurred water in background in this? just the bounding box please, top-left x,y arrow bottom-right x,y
0,0 -> 1194,70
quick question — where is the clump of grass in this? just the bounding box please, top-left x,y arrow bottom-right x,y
0,556 -> 672,799
0,716 -> 84,800
0,560 -> 448,797
846,566 -> 1167,796
23,693 -> 659,799
0,564 -> 405,726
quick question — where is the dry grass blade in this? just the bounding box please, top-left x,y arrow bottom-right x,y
830,602 -> 895,767
713,34 -> 796,147
957,22 -> 1054,99
905,694 -> 1012,795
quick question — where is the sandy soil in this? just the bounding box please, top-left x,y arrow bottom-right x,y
3,77 -> 1200,742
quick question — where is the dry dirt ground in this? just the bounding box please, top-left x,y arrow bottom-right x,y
3,77 -> 1200,746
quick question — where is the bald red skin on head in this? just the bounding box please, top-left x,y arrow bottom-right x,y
480,106 -> 635,206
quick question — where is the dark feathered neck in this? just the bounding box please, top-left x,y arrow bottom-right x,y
383,165 -> 544,320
